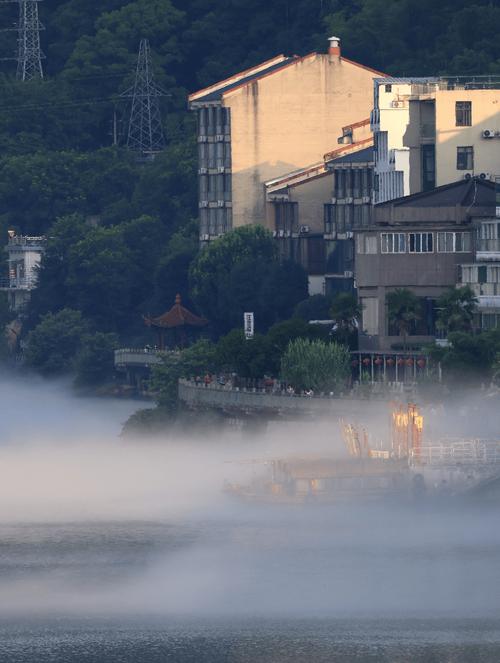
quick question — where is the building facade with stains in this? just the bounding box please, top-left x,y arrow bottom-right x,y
188,38 -> 385,241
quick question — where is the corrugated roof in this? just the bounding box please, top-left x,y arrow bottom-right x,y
190,56 -> 299,103
376,177 -> 495,208
328,145 -> 374,165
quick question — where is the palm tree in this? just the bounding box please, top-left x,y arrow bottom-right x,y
436,286 -> 478,335
330,293 -> 361,346
386,288 -> 421,352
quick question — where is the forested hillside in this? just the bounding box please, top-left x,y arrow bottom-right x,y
0,0 -> 499,360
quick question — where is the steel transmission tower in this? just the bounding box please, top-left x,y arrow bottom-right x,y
0,0 -> 44,80
122,39 -> 166,159
17,0 -> 44,80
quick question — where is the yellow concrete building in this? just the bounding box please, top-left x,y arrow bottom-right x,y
371,77 -> 500,203
188,38 -> 384,239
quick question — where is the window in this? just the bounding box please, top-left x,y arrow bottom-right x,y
455,101 -> 472,127
409,232 -> 433,253
437,231 -> 471,252
324,204 -> 335,234
385,84 -> 392,93
457,146 -> 473,170
357,235 -> 377,254
481,313 -> 499,331
381,232 -> 406,254
307,237 -> 326,274
421,144 -> 435,191
274,202 -> 298,233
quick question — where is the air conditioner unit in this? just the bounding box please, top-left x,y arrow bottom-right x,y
479,172 -> 491,180
391,101 -> 402,108
463,173 -> 472,181
482,129 -> 496,139
300,225 -> 310,233
199,201 -> 209,207
201,234 -> 210,241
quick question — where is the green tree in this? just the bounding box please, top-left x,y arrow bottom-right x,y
153,221 -> 199,311
190,227 -> 307,333
65,225 -> 142,330
74,331 -> 119,387
281,338 -> 350,394
294,294 -> 333,322
429,328 -> 500,384
436,285 -> 477,335
330,292 -> 361,348
150,338 -> 217,409
265,317 -> 327,375
24,308 -> 90,375
215,328 -> 271,378
386,288 -> 422,350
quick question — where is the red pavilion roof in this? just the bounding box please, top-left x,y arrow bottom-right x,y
144,294 -> 208,329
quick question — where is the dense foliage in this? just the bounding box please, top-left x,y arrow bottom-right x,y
280,337 -> 350,393
190,227 -> 308,334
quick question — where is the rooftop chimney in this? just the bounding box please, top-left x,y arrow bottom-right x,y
328,36 -> 341,58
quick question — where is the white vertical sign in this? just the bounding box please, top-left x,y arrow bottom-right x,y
244,312 -> 254,339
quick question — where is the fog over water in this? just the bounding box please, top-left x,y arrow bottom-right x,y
1,373 -> 500,661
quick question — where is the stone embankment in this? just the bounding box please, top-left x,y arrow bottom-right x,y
178,378 -> 398,421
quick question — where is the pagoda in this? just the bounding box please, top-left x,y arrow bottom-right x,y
143,294 -> 208,349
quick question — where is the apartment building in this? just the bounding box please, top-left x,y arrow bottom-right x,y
371,76 -> 500,204
263,119 -> 373,295
356,178 -> 495,351
459,179 -> 500,329
188,38 -> 385,240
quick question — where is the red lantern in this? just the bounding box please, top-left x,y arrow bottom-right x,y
374,357 -> 383,365
397,358 -> 405,366
417,358 -> 426,368
386,357 -> 395,367
362,357 -> 371,366
351,359 -> 359,367
406,358 -> 414,367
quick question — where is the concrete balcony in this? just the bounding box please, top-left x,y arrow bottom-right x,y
476,239 -> 500,261
0,277 -> 38,290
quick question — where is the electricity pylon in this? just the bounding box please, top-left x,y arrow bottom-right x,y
121,39 -> 167,159
0,0 -> 44,80
17,0 -> 44,80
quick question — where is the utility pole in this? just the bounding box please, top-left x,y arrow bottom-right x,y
0,0 -> 44,80
121,39 -> 167,160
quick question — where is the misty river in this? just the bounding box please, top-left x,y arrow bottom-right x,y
1,373 -> 500,662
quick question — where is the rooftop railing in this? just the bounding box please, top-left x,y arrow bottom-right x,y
7,236 -> 45,248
